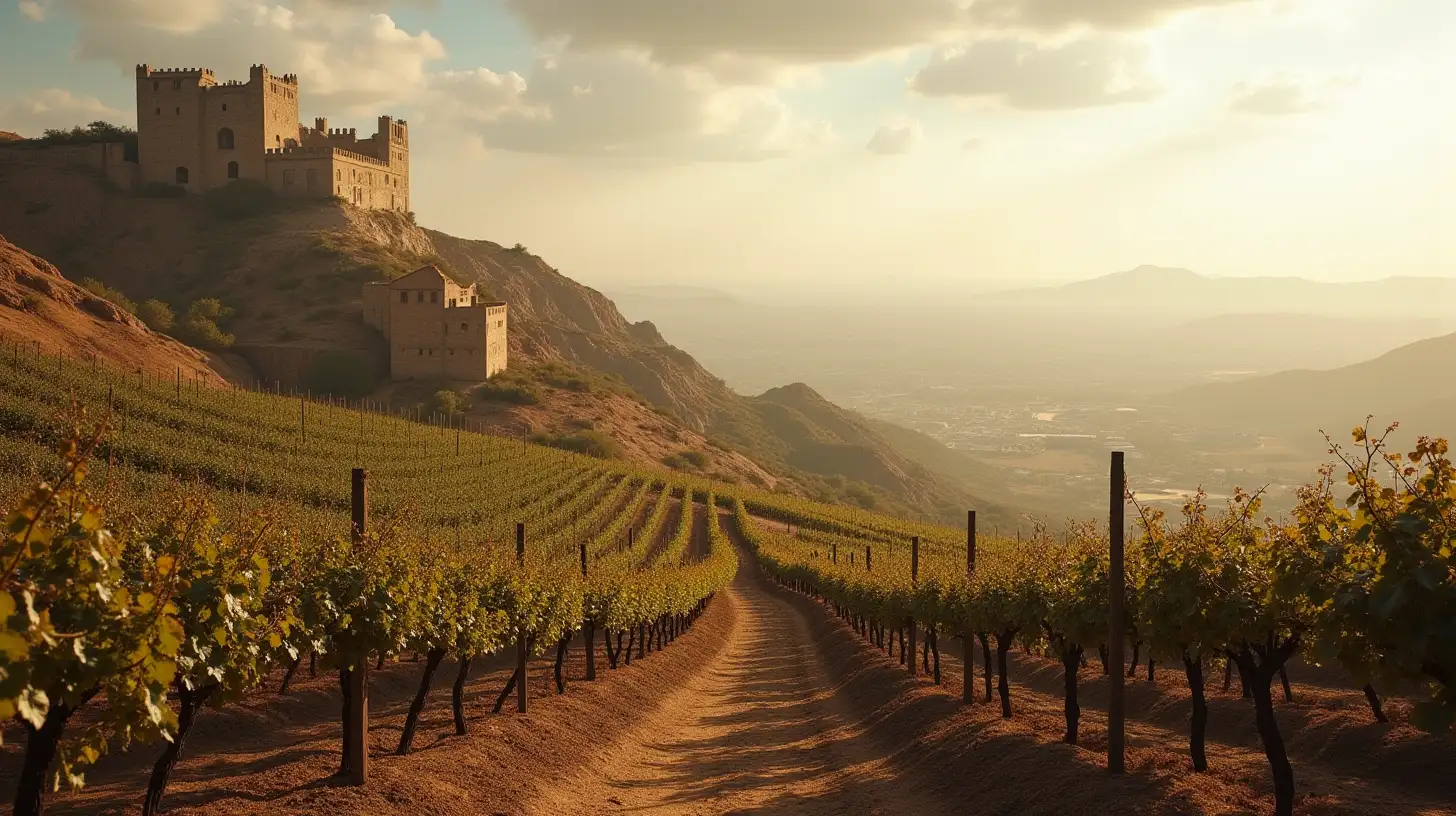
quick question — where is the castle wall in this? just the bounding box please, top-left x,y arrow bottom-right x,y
136,67 -> 213,190
362,282 -> 392,338
198,83 -> 265,188
0,143 -> 137,190
483,303 -> 508,378
263,150 -> 335,199
263,148 -> 403,211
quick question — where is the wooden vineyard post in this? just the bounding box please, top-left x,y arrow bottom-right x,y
348,469 -> 370,786
866,545 -> 872,572
965,511 -> 977,705
967,510 -> 977,573
908,536 -> 919,677
1108,452 -> 1126,775
832,541 -> 837,564
581,541 -> 596,681
516,522 -> 528,714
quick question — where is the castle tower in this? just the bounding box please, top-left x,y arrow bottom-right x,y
135,64 -> 215,191
378,115 -> 410,213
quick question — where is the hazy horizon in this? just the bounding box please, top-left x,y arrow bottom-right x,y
1,0 -> 1452,295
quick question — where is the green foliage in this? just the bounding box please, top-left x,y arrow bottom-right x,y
428,389 -> 464,416
1279,425 -> 1456,731
202,180 -> 277,221
80,278 -> 136,315
136,300 -> 174,333
0,429 -> 182,792
475,379 -> 541,406
531,430 -> 621,460
176,298 -> 235,350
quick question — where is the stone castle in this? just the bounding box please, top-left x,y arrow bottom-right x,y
363,266 -> 508,381
135,63 -> 409,211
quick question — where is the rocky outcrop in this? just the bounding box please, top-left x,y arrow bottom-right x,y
0,234 -> 235,381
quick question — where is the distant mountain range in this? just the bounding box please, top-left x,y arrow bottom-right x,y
983,265 -> 1456,319
1165,330 -> 1456,438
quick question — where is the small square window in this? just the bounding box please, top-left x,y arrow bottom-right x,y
222,103 -> 228,111
430,291 -> 438,304
175,107 -> 181,115
155,107 -> 161,115
399,292 -> 408,304
416,291 -> 424,303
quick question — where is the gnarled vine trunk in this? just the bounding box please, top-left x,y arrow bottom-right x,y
1061,645 -> 1082,744
144,683 -> 218,816
397,648 -> 446,755
16,687 -> 99,816
1183,654 -> 1208,772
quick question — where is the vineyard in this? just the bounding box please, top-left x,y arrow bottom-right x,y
0,346 -> 1452,815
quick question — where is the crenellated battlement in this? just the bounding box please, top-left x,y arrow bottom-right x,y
265,146 -> 391,168
134,59 -> 408,212
137,65 -> 215,78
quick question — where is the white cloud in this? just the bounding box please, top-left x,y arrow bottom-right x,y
49,2 -> 446,115
503,0 -> 968,70
866,117 -> 923,155
501,0 -> 1255,75
967,0 -> 1258,31
18,0 -> 46,21
0,88 -> 131,135
910,36 -> 1162,110
442,50 -> 833,160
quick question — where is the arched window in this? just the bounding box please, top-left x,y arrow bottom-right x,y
175,166 -> 189,184
217,128 -> 234,150
227,161 -> 239,179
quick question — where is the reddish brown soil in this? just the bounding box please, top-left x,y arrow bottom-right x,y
0,597 -> 734,815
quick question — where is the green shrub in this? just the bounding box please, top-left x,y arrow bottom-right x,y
176,298 -> 235,350
531,430 -> 621,460
80,278 -> 136,315
304,351 -> 378,399
203,180 -> 276,220
428,389 -> 463,416
680,450 -> 709,468
136,299 -> 174,332
475,381 -> 541,406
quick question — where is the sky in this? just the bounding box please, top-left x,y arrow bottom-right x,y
0,0 -> 1451,297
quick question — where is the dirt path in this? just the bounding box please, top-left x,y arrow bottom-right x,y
531,533 -> 952,816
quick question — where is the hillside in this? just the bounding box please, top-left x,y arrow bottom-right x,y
984,264 -> 1456,318
0,150 -> 1016,524
0,233 -> 236,382
1164,331 -> 1456,437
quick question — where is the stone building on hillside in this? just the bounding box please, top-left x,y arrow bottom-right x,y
363,266 -> 508,381
134,63 -> 409,211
